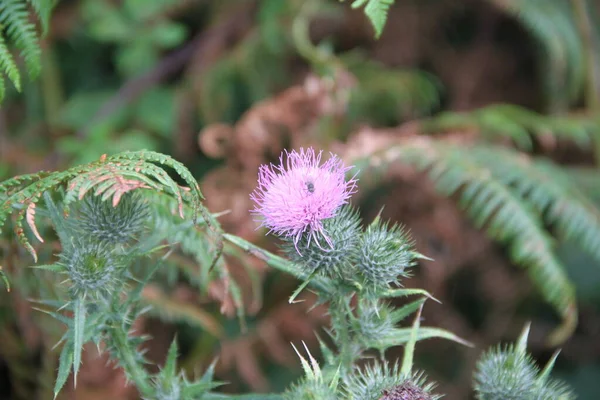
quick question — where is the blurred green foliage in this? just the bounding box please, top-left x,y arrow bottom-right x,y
2,0 -> 600,398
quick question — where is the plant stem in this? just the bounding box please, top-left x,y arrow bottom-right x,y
329,296 -> 355,374
110,327 -> 153,397
573,0 -> 600,110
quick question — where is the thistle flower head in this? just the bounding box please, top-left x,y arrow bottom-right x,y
344,361 -> 439,400
251,148 -> 357,251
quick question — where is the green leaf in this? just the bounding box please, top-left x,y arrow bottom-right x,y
0,0 -> 43,77
350,0 -> 395,38
0,33 -> 21,98
380,287 -> 439,303
389,297 -> 427,325
150,22 -> 187,49
29,263 -> 64,272
183,381 -> 223,397
516,322 -> 531,355
366,326 -> 473,351
537,350 -> 561,384
73,297 -> 86,386
163,339 -> 178,379
54,342 -> 74,398
401,302 -> 424,375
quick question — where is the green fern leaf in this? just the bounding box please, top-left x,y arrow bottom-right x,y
421,104 -> 599,151
27,0 -> 54,34
350,0 -> 395,38
0,0 -> 42,77
485,0 -> 585,109
470,146 -> 600,267
358,140 -> 578,344
0,33 -> 20,98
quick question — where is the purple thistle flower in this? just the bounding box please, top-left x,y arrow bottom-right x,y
250,147 -> 357,253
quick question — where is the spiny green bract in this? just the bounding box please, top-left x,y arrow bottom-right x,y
536,378 -> 577,400
473,345 -> 575,400
355,216 -> 415,292
344,361 -> 440,400
354,301 -> 396,339
283,205 -> 362,280
75,193 -> 150,245
473,345 -> 538,400
283,380 -> 338,400
58,240 -> 127,298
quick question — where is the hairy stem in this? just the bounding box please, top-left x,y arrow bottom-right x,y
329,296 -> 356,374
110,327 -> 153,397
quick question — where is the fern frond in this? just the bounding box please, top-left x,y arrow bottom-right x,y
0,33 -> 20,98
421,104 -> 599,151
0,0 -> 55,101
358,139 -> 578,344
0,0 -> 42,77
468,146 -> 600,264
348,0 -> 395,38
0,151 -> 214,265
27,0 -> 55,34
485,0 -> 586,109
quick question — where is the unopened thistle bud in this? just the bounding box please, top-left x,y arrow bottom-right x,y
282,205 -> 362,279
58,240 -> 126,298
473,325 -> 575,400
284,381 -> 338,400
473,345 -> 538,400
75,192 -> 150,245
356,216 -> 416,293
284,343 -> 338,400
354,300 -> 396,340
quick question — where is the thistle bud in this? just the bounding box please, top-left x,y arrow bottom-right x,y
356,216 -> 416,293
473,345 -> 538,399
473,326 -> 575,400
284,343 -> 338,400
58,240 -> 126,298
75,192 -> 149,245
282,205 -> 361,280
284,381 -> 338,400
354,300 -> 395,340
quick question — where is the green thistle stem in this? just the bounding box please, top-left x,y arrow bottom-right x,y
330,296 -> 356,374
110,327 -> 153,397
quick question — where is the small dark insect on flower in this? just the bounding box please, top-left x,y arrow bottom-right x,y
306,181 -> 315,193
379,381 -> 432,400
